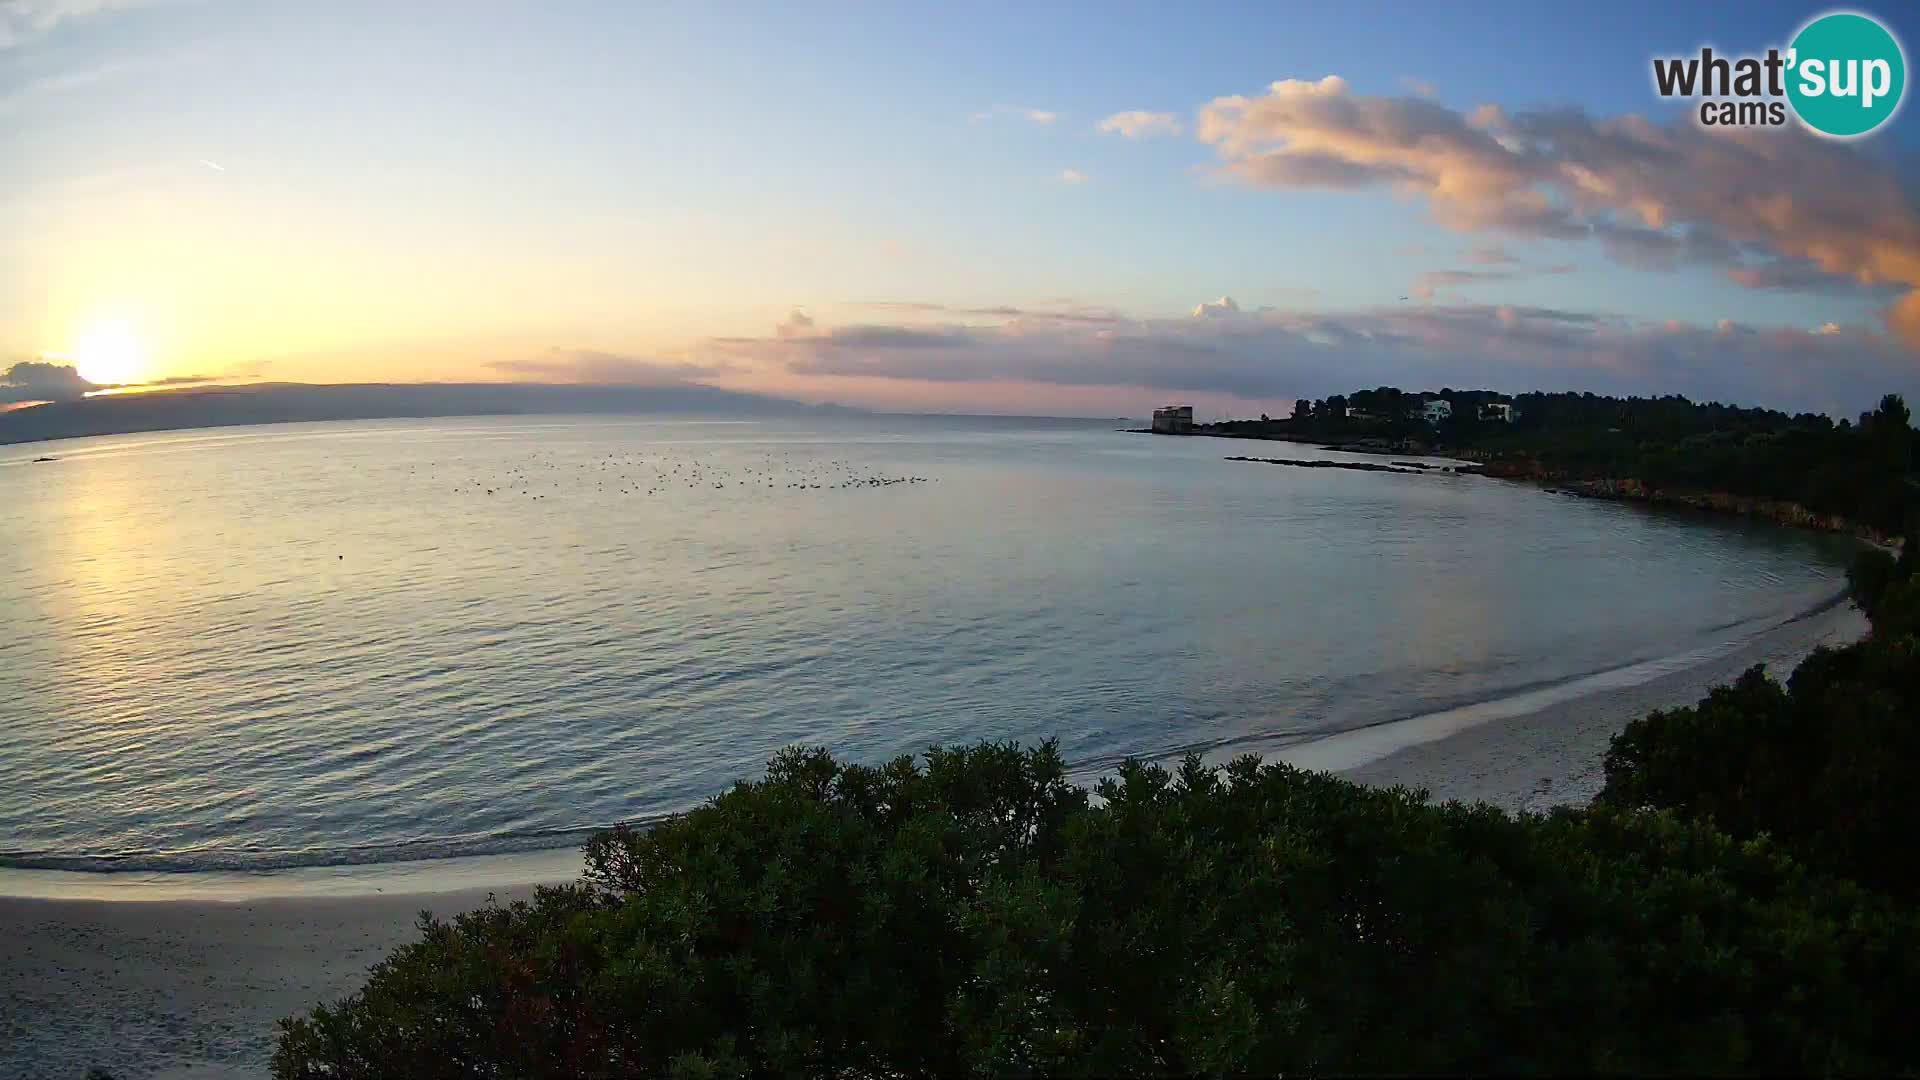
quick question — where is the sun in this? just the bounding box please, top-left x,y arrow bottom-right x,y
71,321 -> 147,386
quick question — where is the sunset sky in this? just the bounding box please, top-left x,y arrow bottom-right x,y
7,0 -> 1920,417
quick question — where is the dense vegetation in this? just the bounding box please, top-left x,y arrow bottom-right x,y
276,737 -> 1920,1076
1215,388 -> 1918,535
1600,541 -> 1920,900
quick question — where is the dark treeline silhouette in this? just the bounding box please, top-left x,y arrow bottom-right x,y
1210,387 -> 1917,537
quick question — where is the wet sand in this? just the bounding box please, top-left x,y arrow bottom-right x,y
0,599 -> 1870,1079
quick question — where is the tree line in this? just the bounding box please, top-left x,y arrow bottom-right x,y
1222,387 -> 1917,536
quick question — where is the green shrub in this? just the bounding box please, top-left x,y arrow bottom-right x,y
275,743 -> 1920,1078
1604,545 -> 1920,898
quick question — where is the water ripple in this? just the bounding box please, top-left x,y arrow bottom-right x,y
0,416 -> 1852,873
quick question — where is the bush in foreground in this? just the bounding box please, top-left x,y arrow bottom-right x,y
1601,546 -> 1920,899
274,742 -> 1920,1078
1599,641 -> 1920,900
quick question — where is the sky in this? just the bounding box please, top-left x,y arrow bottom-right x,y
6,0 -> 1920,418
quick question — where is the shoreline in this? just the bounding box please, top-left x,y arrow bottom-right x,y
1338,592 -> 1869,812
1,589 -> 1847,904
1125,425 -> 1425,457
0,846 -> 584,904
1131,428 -> 1899,544
0,595 -> 1873,1078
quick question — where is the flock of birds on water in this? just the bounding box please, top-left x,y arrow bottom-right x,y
402,449 -> 932,502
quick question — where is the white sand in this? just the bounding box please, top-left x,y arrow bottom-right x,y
1339,599 -> 1869,811
0,598 -> 1871,1079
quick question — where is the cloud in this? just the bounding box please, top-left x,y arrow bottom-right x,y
701,301 -> 1917,417
818,325 -> 976,348
0,51 -> 167,114
1465,243 -> 1517,265
853,300 -> 1125,325
776,309 -> 814,339
1411,269 -> 1497,300
1400,77 -> 1438,98
0,0 -> 155,49
1059,168 -> 1089,184
487,349 -> 738,387
729,321 -> 973,351
1725,257 -> 1905,294
0,359 -> 97,402
970,104 -> 1059,125
1410,262 -> 1575,299
1191,296 -> 1241,318
1194,74 -> 1920,345
1596,224 -> 1738,269
1098,110 -> 1184,138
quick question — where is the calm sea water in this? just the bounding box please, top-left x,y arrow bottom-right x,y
0,414 -> 1852,873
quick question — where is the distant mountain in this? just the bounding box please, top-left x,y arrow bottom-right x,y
0,382 -> 859,446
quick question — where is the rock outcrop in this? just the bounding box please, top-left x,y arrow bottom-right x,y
1470,457 -> 1895,543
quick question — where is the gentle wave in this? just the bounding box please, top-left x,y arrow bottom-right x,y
1056,584 -> 1849,781
0,587 -> 1851,875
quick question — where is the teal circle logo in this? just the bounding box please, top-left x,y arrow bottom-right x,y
1787,12 -> 1906,137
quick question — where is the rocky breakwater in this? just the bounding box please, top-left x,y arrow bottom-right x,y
1226,456 -> 1480,476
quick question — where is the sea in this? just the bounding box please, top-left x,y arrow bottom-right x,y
0,413 -> 1855,877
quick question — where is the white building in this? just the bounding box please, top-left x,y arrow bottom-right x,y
1419,398 -> 1453,424
1151,404 -> 1194,433
1479,402 -> 1520,423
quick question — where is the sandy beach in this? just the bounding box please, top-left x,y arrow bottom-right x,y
0,599 -> 1870,1080
0,887 -> 542,1080
1340,597 -> 1870,812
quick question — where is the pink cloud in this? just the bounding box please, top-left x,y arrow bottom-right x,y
699,300 -> 1919,417
1098,110 -> 1184,138
1196,75 -> 1920,345
1410,262 -> 1574,299
487,349 -> 738,387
